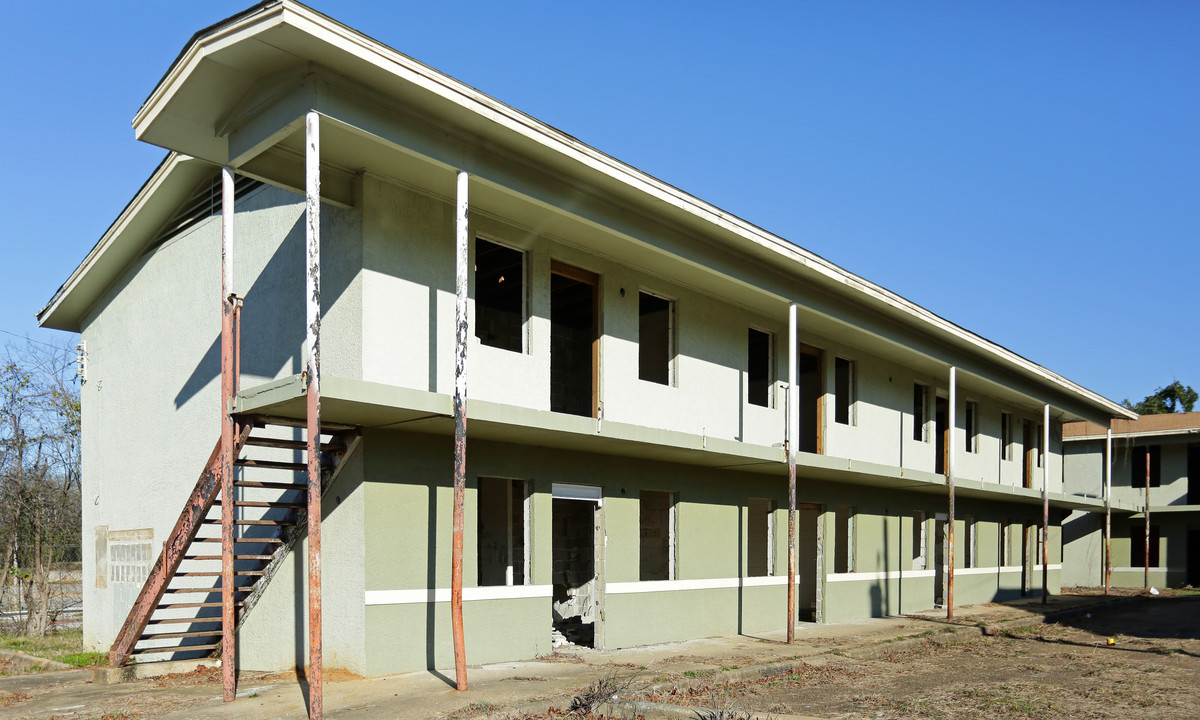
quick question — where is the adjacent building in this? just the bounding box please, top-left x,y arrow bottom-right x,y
1063,413 -> 1200,589
38,0 -> 1134,680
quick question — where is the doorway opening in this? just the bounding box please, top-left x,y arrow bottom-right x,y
934,395 -> 948,475
1187,529 -> 1200,587
933,515 -> 947,607
797,345 -> 824,454
798,503 -> 822,622
1022,420 -> 1035,488
550,262 -> 598,418
551,484 -> 601,648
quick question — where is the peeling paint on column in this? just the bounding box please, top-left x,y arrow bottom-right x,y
451,168 -> 469,691
304,110 -> 324,720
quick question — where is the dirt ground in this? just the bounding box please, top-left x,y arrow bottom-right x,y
2,591 -> 1197,719
637,594 -> 1200,719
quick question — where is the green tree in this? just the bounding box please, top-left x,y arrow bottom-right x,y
1122,381 -> 1198,415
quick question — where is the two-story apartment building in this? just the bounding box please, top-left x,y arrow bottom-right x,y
1063,413 -> 1200,589
38,0 -> 1132,690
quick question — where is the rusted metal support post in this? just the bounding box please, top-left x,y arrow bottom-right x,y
451,169 -> 469,690
1144,447 -> 1151,590
304,111 -> 324,720
1041,403 -> 1050,605
786,302 -> 798,643
946,367 -> 956,620
1104,427 -> 1112,594
219,165 -> 237,702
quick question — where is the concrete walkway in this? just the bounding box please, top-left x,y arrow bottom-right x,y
0,592 -> 1139,720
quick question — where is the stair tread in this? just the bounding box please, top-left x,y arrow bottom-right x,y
234,481 -> 308,490
146,617 -> 222,626
131,643 -> 219,655
191,537 -> 285,543
200,518 -> 295,525
185,554 -> 274,561
138,630 -> 222,641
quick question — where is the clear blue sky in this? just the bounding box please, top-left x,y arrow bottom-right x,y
2,1 -> 1195,406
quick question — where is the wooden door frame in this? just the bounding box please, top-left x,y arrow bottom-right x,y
798,343 -> 824,455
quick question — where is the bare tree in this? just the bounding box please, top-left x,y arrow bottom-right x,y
0,340 -> 81,636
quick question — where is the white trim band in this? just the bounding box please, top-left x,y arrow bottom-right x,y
605,576 -> 789,595
365,584 -> 552,606
827,570 -> 935,582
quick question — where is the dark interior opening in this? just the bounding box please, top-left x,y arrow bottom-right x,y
797,347 -> 822,453
1130,524 -> 1161,568
638,292 -> 671,384
935,395 -> 948,475
1132,445 -> 1162,488
747,329 -> 771,407
834,357 -> 852,425
474,239 -> 524,353
912,384 -> 927,441
1189,444 -> 1200,504
550,271 -> 596,417
1022,420 -> 1034,488
552,498 -> 596,648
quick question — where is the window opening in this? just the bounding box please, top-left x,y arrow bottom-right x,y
1022,420 -> 1035,488
834,357 -> 855,425
912,511 -> 927,570
913,384 -> 929,442
747,328 -> 772,408
1188,444 -> 1200,504
474,238 -> 525,353
966,516 -> 977,568
638,291 -> 673,385
639,491 -> 675,581
834,505 -> 855,573
478,478 -> 529,586
965,401 -> 979,453
1132,445 -> 1162,488
1000,412 -> 1013,461
747,499 -> 775,577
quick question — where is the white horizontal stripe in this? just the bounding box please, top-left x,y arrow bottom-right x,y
605,575 -> 789,595
954,566 -> 1020,576
365,584 -> 552,606
827,570 -> 935,582
1112,566 -> 1178,573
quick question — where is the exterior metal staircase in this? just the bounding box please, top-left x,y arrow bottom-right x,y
108,414 -> 360,667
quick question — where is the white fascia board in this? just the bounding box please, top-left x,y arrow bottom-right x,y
130,1 -> 1132,420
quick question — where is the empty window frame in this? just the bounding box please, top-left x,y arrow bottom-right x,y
474,238 -> 525,353
1131,445 -> 1162,489
834,357 -> 855,425
965,401 -> 979,453
639,491 -> 676,581
477,477 -> 530,586
1000,412 -> 1013,461
747,328 -> 773,408
913,383 -> 929,442
912,511 -> 927,570
834,505 -> 855,573
1130,525 -> 1161,568
747,498 -> 776,577
638,291 -> 674,385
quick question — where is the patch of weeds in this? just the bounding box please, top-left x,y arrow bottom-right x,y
569,670 -> 647,714
720,665 -> 740,671
694,689 -> 753,720
59,651 -> 106,667
452,701 -> 499,718
941,626 -> 958,634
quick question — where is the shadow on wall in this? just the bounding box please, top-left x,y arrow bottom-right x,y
175,205 -> 356,409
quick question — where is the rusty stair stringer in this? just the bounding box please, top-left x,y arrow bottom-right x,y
108,419 -> 254,667
227,430 -> 362,639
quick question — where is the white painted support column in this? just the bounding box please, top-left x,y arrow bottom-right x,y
1041,403 -> 1051,604
303,110 -> 324,720
786,302 -> 799,642
451,169 -> 470,690
946,366 -> 956,619
1104,427 -> 1112,593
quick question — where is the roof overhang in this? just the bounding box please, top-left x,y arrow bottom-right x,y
42,0 -> 1135,424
